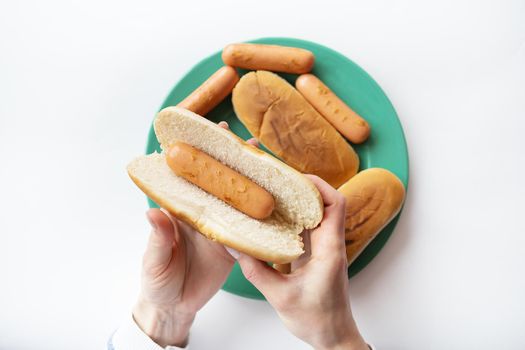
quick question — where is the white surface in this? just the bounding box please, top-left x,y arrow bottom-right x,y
1,0 -> 524,349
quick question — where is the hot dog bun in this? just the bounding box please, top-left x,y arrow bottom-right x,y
232,70 -> 359,188
127,107 -> 324,263
338,168 -> 406,265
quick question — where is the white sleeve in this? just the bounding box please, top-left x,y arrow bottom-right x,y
368,343 -> 376,350
110,314 -> 189,350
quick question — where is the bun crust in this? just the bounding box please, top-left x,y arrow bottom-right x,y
232,70 -> 359,188
338,168 -> 406,265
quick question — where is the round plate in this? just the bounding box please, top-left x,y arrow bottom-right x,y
146,37 -> 409,300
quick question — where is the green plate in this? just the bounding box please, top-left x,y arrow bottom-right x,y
146,37 -> 409,300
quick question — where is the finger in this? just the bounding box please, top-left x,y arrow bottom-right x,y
238,254 -> 285,297
304,174 -> 342,207
143,209 -> 176,275
225,246 -> 240,260
309,205 -> 346,259
218,121 -> 229,130
246,137 -> 259,148
159,208 -> 184,241
304,175 -> 346,258
292,229 -> 312,271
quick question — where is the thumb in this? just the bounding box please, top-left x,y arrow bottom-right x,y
143,209 -> 176,276
237,254 -> 284,298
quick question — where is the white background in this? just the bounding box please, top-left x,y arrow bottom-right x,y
1,0 -> 524,349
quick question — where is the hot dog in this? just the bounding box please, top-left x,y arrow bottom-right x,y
128,107 -> 324,263
222,43 -> 315,74
177,66 -> 239,116
296,74 -> 370,144
166,141 -> 275,220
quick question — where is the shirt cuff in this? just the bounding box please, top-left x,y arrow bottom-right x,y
111,314 -> 189,350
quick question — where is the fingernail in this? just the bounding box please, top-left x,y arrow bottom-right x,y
225,247 -> 240,260
146,212 -> 158,232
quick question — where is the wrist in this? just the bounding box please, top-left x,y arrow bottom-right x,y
320,338 -> 369,350
316,335 -> 369,350
313,314 -> 369,350
132,298 -> 195,348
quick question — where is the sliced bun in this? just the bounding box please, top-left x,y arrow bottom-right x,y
127,107 -> 323,263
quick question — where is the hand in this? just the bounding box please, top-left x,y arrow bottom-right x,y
237,175 -> 369,350
133,121 -> 259,347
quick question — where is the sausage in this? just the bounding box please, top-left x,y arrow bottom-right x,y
296,74 -> 370,144
232,70 -> 359,188
222,43 -> 314,74
177,66 -> 239,116
166,141 -> 275,220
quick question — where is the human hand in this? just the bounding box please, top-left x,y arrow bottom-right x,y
237,175 -> 369,350
133,121 -> 259,347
